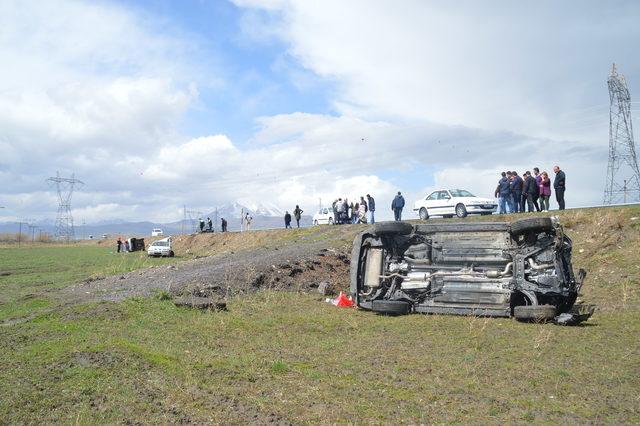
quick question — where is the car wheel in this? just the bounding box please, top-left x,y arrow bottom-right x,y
514,305 -> 556,322
455,203 -> 468,218
328,217 -> 333,225
371,300 -> 411,315
313,220 -> 318,225
373,221 -> 413,235
419,207 -> 429,220
510,217 -> 553,235
169,251 -> 175,257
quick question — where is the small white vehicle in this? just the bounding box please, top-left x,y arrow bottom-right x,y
151,228 -> 164,237
413,189 -> 497,219
313,208 -> 334,225
147,237 -> 174,257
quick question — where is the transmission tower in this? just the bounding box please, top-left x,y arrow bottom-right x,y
46,172 -> 84,242
603,64 -> 640,204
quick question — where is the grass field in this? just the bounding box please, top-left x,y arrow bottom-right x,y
1,207 -> 639,424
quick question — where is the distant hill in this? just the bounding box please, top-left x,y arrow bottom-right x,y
0,201 -> 312,239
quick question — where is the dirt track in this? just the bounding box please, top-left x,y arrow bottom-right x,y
62,240 -> 352,304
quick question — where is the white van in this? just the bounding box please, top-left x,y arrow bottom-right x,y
151,228 -> 163,237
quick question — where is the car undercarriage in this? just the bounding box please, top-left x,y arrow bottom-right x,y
350,217 -> 593,324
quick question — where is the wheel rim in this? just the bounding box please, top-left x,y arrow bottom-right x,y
329,218 -> 333,224
419,208 -> 428,220
456,205 -> 465,216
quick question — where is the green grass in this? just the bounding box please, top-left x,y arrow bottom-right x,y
0,246 -> 180,321
1,207 -> 639,423
1,293 -> 639,424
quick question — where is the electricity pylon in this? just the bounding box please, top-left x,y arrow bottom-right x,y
603,64 -> 640,204
47,172 -> 84,242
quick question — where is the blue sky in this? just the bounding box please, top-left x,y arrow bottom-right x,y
1,0 -> 639,223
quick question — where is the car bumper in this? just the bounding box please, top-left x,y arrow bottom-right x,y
467,204 -> 497,213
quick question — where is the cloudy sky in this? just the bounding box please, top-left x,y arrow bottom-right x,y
1,0 -> 639,223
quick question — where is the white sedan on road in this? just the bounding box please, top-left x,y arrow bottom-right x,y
413,189 -> 497,219
312,208 -> 334,225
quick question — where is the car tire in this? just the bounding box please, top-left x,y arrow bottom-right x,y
511,217 -> 553,235
372,300 -> 411,315
169,251 -> 175,257
513,305 -> 556,322
328,218 -> 333,225
419,207 -> 429,220
455,203 -> 468,218
314,220 -> 318,225
373,221 -> 413,235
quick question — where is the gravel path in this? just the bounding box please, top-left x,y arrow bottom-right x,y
61,241 -> 351,304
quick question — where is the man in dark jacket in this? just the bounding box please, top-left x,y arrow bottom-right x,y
366,194 -> 375,224
293,205 -> 303,228
284,211 -> 292,228
391,191 -> 405,221
532,167 -> 542,212
522,171 -> 537,212
495,172 -> 511,214
553,166 -> 566,210
221,218 -> 227,232
510,172 -> 523,213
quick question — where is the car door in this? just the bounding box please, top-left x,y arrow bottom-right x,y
422,191 -> 439,215
427,191 -> 448,217
442,190 -> 457,215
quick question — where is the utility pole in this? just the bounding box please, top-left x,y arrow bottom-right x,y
182,205 -> 186,235
603,63 -> 640,204
16,220 -> 29,247
214,207 -> 218,232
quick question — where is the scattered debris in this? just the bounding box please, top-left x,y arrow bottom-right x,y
327,291 -> 355,307
318,281 -> 336,296
174,296 -> 227,311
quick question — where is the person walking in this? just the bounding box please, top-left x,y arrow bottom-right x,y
510,172 -> 523,213
293,205 -> 303,228
532,167 -> 542,212
495,172 -> 511,214
116,237 -> 122,253
284,211 -> 292,229
207,217 -> 213,232
366,194 -> 376,224
539,171 -> 551,211
221,217 -> 227,232
244,213 -> 253,231
553,166 -> 566,210
332,200 -> 338,225
391,191 -> 405,221
199,218 -> 205,232
523,171 -> 536,212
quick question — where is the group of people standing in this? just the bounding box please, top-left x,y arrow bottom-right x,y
331,194 -> 376,225
197,217 -> 228,233
284,205 -> 304,228
494,166 -> 566,214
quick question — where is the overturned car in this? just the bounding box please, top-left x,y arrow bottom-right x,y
350,217 -> 594,324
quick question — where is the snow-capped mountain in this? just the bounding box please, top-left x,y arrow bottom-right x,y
209,201 -> 284,219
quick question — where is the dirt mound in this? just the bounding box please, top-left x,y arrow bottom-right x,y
177,249 -> 350,300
